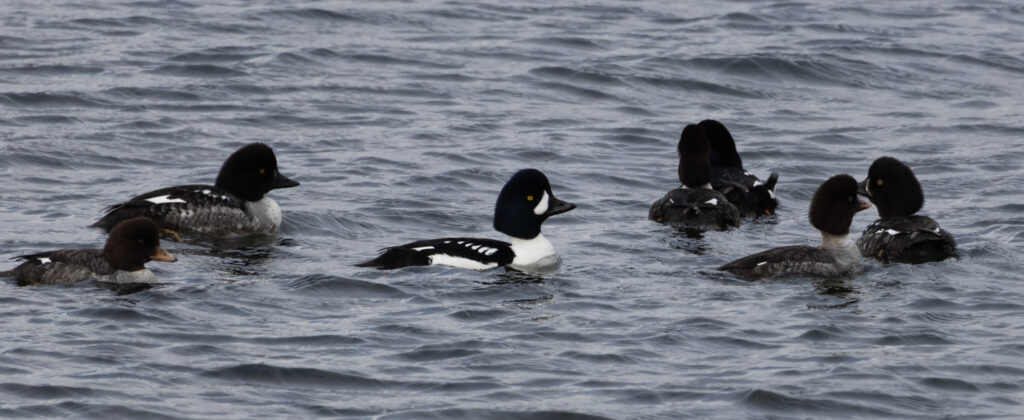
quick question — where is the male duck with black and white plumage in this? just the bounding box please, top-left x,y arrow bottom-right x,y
356,169 -> 576,273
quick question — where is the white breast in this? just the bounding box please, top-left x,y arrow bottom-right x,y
822,233 -> 860,269
509,233 -> 559,269
245,197 -> 283,232
100,269 -> 158,284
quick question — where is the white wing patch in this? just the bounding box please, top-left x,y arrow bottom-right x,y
884,229 -> 902,235
705,198 -> 718,206
753,180 -> 763,187
38,258 -> 52,264
428,254 -> 498,270
768,189 -> 776,200
533,191 -> 550,216
411,246 -> 434,251
146,195 -> 186,204
756,261 -> 767,266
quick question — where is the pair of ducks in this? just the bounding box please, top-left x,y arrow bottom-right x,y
2,144 -> 300,285
1,122 -> 956,286
650,121 -> 956,278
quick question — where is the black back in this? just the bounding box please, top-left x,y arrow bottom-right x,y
648,187 -> 740,231
860,156 -> 924,219
809,175 -> 869,235
677,124 -> 712,188
90,184 -> 244,232
858,215 -> 957,263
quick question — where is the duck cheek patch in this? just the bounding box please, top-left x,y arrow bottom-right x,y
532,191 -> 550,215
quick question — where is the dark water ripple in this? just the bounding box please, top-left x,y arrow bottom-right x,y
1,0 -> 1023,418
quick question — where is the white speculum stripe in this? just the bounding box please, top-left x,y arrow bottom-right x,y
533,191 -> 550,215
146,195 -> 186,204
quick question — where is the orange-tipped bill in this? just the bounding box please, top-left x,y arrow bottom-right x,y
151,246 -> 177,262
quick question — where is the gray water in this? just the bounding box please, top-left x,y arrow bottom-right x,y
2,1 -> 1023,418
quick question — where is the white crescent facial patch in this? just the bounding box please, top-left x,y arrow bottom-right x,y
533,191 -> 550,216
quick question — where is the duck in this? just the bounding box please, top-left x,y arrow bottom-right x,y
649,124 -> 740,230
356,169 -> 576,272
856,156 -> 957,263
90,143 -> 299,237
718,174 -> 871,278
1,218 -> 176,286
699,119 -> 779,217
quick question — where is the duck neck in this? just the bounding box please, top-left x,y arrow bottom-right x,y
821,232 -> 859,265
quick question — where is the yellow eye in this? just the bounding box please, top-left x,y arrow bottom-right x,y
876,179 -> 883,186
259,168 -> 266,175
526,195 -> 534,201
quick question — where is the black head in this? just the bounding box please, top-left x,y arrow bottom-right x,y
214,143 -> 300,201
699,119 -> 743,169
104,218 -> 176,271
857,156 -> 923,219
494,169 -> 576,239
809,174 -> 872,235
677,124 -> 711,189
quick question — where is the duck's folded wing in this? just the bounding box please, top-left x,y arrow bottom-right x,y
719,245 -> 839,278
356,237 -> 514,270
91,185 -> 243,231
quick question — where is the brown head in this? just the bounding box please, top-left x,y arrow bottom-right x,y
104,218 -> 176,271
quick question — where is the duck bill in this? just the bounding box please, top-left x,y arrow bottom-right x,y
543,196 -> 576,217
856,178 -> 870,197
271,172 -> 300,189
856,199 -> 872,212
150,246 -> 177,263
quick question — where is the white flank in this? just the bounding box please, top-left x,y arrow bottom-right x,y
705,198 -> 718,206
884,229 -> 902,236
533,191 -> 550,216
510,233 -> 556,267
429,254 -> 498,270
411,246 -> 434,251
146,195 -> 186,204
